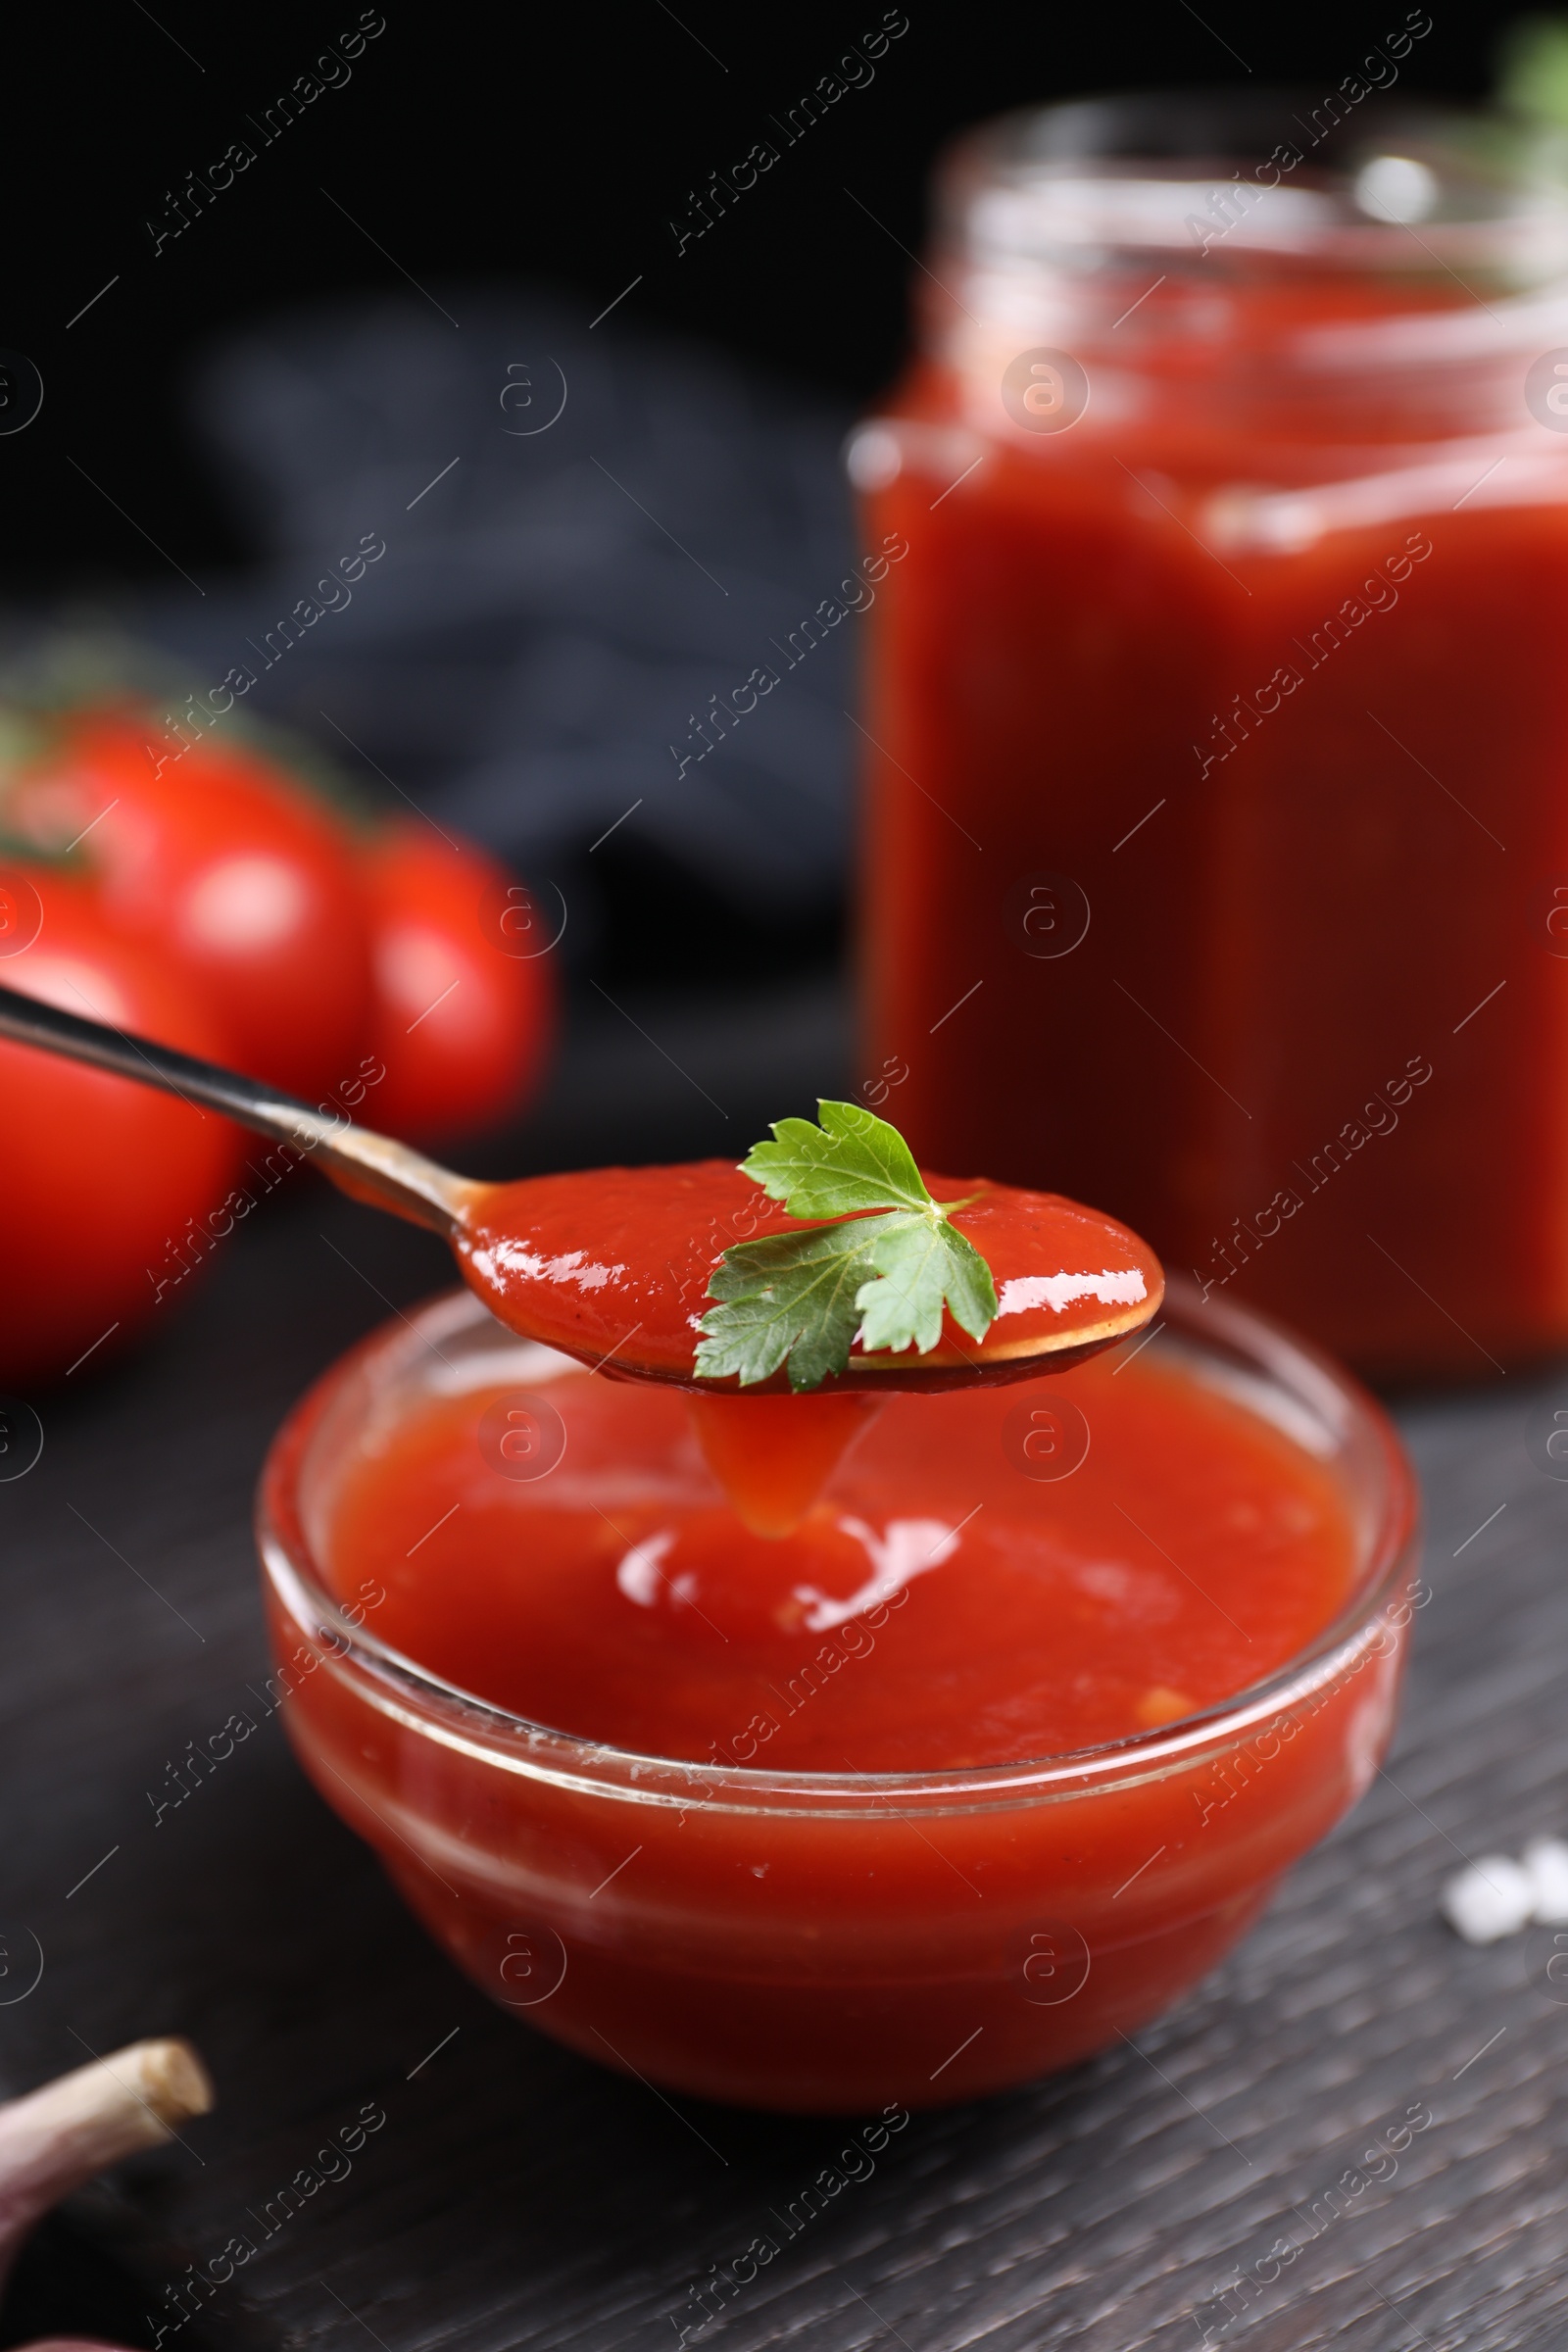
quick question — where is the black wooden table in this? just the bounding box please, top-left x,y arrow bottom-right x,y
3,977 -> 1565,2352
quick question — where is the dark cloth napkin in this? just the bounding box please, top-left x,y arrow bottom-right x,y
123,288 -> 861,927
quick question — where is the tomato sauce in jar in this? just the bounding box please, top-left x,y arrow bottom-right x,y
855,94 -> 1568,1376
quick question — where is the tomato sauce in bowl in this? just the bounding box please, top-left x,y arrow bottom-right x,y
257,1277 -> 1417,2112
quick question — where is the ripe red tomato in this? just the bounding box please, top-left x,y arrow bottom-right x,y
5,710 -> 371,1102
358,823 -> 556,1145
0,870 -> 247,1389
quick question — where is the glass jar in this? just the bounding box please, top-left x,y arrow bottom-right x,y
853,92 -> 1568,1378
257,1281 -> 1416,2114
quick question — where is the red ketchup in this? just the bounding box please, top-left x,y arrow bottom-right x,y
261,1272 -> 1415,2111
855,97 -> 1568,1377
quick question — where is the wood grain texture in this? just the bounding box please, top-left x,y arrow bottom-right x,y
0,983 -> 1564,2352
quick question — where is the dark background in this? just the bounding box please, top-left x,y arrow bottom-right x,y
4,0 -> 1509,603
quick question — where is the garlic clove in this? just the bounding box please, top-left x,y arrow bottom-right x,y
0,2039 -> 214,2293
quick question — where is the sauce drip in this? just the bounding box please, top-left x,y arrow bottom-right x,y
684,1391 -> 885,1537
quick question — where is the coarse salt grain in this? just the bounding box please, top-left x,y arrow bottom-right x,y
1522,1834 -> 1568,1924
1440,1855 -> 1535,1945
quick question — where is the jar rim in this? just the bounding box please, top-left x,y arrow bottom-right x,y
936,91 -> 1568,286
256,1279 -> 1419,1817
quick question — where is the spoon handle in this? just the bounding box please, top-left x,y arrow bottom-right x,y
0,980 -> 473,1235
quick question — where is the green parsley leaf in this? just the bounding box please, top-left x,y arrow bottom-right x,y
855,1211 -> 997,1356
693,1101 -> 999,1391
740,1098 -> 930,1219
692,1221 -> 879,1392
1498,18 -> 1568,128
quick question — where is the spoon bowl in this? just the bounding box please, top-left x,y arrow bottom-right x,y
455,1159 -> 1162,1393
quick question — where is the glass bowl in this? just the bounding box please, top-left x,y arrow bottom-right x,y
256,1277 -> 1418,2113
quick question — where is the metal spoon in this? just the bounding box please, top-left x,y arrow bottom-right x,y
0,982 -> 1161,1390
